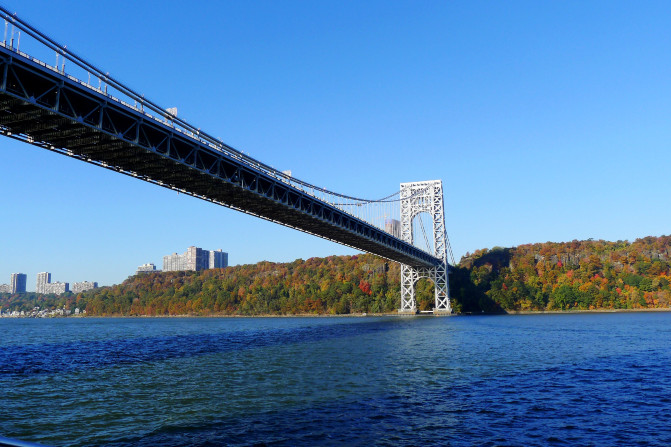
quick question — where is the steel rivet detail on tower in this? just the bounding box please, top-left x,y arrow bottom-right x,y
399,180 -> 451,314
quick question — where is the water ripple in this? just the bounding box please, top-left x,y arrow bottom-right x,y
0,313 -> 670,446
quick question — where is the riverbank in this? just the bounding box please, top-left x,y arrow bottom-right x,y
4,307 -> 671,319
504,307 -> 671,315
3,237 -> 671,316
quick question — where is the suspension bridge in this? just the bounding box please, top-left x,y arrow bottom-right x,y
0,7 -> 454,314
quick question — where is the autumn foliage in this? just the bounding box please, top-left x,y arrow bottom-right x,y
2,236 -> 670,316
79,255 -> 400,316
452,236 -> 671,312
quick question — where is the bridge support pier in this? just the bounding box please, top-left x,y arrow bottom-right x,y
398,180 -> 452,315
400,263 -> 451,314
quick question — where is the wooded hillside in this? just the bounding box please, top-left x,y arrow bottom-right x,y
2,236 -> 669,315
454,235 -> 671,312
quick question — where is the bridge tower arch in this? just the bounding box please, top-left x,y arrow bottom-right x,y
399,180 -> 451,314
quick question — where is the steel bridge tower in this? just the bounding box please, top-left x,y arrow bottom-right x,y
399,180 -> 451,314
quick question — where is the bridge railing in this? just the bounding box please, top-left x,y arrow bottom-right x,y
0,7 -> 439,249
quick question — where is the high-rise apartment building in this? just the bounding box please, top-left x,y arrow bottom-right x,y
44,282 -> 69,295
36,272 -> 69,295
36,272 -> 51,294
10,273 -> 27,294
71,281 -> 98,294
0,273 -> 27,294
163,246 -> 228,272
385,218 -> 401,239
209,249 -> 228,269
163,251 -> 187,272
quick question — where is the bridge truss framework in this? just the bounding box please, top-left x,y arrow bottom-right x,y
399,180 -> 451,314
0,39 -> 439,269
0,7 -> 454,315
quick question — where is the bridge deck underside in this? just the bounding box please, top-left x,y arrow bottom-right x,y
0,48 -> 440,268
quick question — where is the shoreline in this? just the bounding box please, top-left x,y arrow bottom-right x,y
108,307 -> 671,318
503,308 -> 671,315
4,307 -> 670,319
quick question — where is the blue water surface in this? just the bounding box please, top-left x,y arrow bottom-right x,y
1,313 -> 670,446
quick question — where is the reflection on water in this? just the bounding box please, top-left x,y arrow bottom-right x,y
1,313 -> 670,446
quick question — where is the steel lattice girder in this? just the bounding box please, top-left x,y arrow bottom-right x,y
0,46 -> 440,268
399,180 -> 451,313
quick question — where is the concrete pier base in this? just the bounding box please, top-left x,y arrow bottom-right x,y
398,309 -> 418,315
433,308 -> 452,316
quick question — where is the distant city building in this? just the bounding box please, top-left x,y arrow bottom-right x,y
163,246 -> 228,272
209,249 -> 227,269
0,273 -> 27,294
385,218 -> 401,239
136,263 -> 159,274
43,282 -> 69,295
36,272 -> 69,295
36,272 -> 51,294
10,273 -> 27,294
71,281 -> 98,294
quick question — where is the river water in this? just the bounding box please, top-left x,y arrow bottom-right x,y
1,313 -> 670,446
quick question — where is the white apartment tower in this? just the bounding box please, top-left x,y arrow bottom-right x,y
163,246 -> 228,272
36,272 -> 51,294
36,272 -> 69,295
71,281 -> 98,294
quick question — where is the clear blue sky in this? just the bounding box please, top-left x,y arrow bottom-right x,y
1,1 -> 670,290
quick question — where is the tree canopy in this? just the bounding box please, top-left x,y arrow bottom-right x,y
2,236 -> 669,316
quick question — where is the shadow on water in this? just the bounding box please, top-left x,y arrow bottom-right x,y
0,319 -> 412,377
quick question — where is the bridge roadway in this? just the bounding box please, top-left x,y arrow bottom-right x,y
0,43 -> 440,269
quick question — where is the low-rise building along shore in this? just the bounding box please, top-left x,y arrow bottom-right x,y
0,306 -> 86,318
